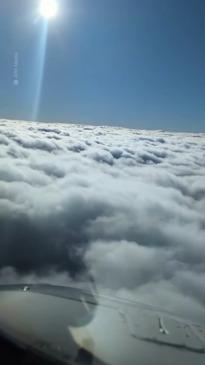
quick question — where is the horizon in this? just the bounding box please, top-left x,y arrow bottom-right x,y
1,117 -> 205,134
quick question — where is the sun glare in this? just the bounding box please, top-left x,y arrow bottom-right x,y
39,0 -> 59,19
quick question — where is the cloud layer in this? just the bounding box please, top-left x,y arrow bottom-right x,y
0,119 -> 205,322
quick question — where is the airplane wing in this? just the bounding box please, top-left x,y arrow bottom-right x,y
0,284 -> 205,364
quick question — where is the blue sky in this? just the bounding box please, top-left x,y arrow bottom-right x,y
0,0 -> 205,132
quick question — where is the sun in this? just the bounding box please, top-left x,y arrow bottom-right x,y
39,0 -> 59,19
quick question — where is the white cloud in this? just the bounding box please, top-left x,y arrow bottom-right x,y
0,119 -> 205,322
